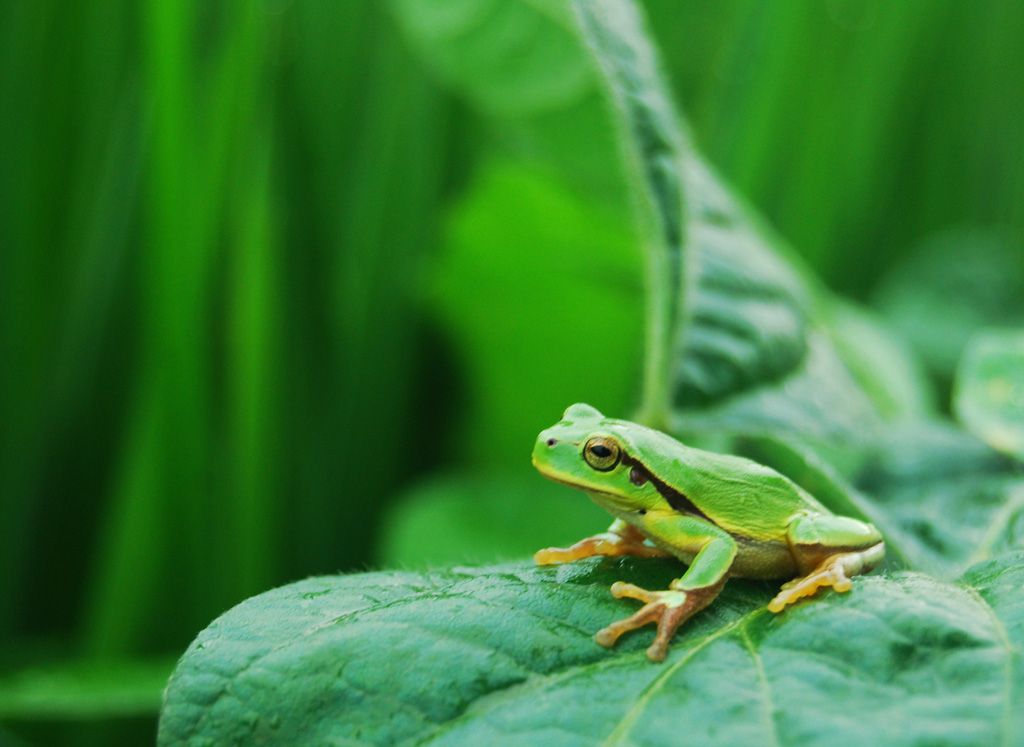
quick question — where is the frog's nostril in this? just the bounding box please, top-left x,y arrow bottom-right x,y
546,438 -> 558,447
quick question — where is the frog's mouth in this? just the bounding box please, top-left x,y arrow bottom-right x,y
532,456 -> 632,509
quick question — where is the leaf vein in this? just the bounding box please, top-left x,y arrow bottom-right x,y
601,610 -> 763,746
740,625 -> 781,747
960,583 -> 1017,747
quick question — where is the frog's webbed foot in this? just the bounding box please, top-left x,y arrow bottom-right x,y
767,542 -> 884,613
534,522 -> 670,565
595,580 -> 720,662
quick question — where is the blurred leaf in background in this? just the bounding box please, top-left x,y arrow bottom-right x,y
874,228 -> 1024,388
428,160 -> 643,468
2,0 -> 1023,744
954,330 -> 1024,461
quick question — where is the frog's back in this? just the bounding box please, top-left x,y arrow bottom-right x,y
633,434 -> 824,539
686,448 -> 826,537
605,420 -> 826,539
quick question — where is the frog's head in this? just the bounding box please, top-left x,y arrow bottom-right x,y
532,403 -> 669,516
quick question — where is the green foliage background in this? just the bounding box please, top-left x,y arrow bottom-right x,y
2,1 -> 1024,744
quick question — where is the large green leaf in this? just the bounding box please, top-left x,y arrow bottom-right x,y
673,158 -> 810,410
161,411 -> 1024,744
568,0 -> 809,421
158,549 -> 1024,746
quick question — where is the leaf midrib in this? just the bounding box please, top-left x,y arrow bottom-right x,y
602,610 -> 766,746
960,582 -> 1017,747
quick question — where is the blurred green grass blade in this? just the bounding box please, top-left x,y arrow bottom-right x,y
329,25 -> 447,565
0,658 -> 175,721
85,0 -> 276,654
0,1 -> 141,637
707,0 -> 807,203
82,384 -> 168,655
193,0 -> 275,607
280,6 -> 449,572
698,0 -> 1024,298
16,82 -> 146,648
138,0 -> 216,635
272,0 -> 374,573
776,2 -> 948,281
0,2 -> 61,637
225,118 -> 280,598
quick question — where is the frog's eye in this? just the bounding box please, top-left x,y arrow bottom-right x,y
583,437 -> 621,471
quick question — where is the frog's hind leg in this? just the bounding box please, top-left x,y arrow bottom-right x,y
768,514 -> 884,613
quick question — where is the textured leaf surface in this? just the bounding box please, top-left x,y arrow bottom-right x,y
159,418 -> 1024,745
850,423 -> 1024,577
954,330 -> 1024,461
159,552 -> 1024,746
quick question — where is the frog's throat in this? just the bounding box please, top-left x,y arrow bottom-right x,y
532,458 -> 636,511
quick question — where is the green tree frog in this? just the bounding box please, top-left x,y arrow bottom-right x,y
532,403 -> 884,662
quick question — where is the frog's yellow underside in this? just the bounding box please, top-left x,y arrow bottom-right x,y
532,404 -> 884,663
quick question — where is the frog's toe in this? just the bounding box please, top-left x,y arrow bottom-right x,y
534,537 -> 615,564
609,581 -> 658,603
646,601 -> 692,662
596,587 -> 702,662
594,602 -> 664,648
768,587 -> 797,613
767,557 -> 854,612
533,547 -> 571,565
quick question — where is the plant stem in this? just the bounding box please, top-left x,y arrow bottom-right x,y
571,0 -> 688,430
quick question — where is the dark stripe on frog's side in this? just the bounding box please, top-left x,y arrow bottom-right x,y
621,453 -> 798,578
620,454 -> 716,526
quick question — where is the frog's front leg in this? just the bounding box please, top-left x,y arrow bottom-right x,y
534,519 -> 672,564
768,513 -> 885,613
595,520 -> 737,662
